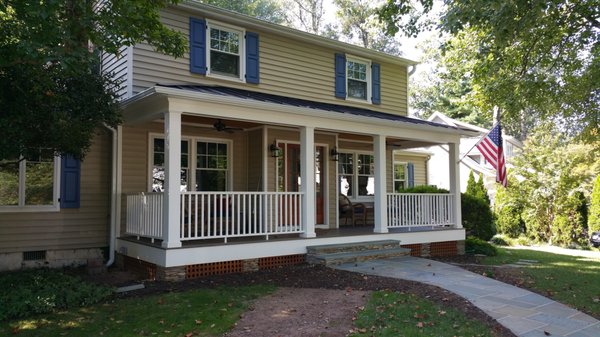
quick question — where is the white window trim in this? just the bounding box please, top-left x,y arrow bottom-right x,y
345,55 -> 372,104
0,156 -> 61,213
338,149 -> 375,201
206,20 -> 246,83
393,161 -> 408,192
148,133 -> 233,192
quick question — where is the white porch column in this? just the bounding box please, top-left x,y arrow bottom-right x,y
449,142 -> 462,228
373,134 -> 388,233
300,126 -> 316,238
162,111 -> 182,248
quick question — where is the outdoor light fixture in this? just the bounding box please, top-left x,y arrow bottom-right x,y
330,146 -> 339,161
269,142 -> 281,158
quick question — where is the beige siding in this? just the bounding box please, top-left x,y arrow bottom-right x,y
246,129 -> 264,191
392,152 -> 429,187
131,8 -> 408,115
0,134 -> 112,253
101,46 -> 129,99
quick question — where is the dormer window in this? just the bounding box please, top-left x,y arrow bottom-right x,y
347,58 -> 370,101
208,23 -> 243,79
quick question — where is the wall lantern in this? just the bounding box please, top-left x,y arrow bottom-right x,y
330,146 -> 339,161
269,142 -> 282,158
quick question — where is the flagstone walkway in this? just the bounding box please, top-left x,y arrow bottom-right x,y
335,256 -> 599,337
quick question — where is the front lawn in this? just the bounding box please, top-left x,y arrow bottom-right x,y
482,247 -> 600,316
2,285 -> 274,336
352,290 -> 496,337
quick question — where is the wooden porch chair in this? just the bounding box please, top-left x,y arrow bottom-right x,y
339,194 -> 367,226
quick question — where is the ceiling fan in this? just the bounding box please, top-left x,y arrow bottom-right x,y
213,119 -> 243,133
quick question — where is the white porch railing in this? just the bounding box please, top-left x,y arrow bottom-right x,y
387,193 -> 455,228
180,192 -> 304,241
126,192 -> 304,242
126,192 -> 163,241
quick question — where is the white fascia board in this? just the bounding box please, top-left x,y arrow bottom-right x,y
178,1 -> 418,67
152,86 -> 463,144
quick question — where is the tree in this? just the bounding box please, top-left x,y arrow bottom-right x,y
465,171 -> 478,197
590,175 -> 600,233
0,0 -> 187,161
508,123 -> 599,245
202,0 -> 286,23
334,0 -> 401,55
379,0 -> 600,140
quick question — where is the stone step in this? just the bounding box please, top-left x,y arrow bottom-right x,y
306,240 -> 401,255
307,247 -> 411,266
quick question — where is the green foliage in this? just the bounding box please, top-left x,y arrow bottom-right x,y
510,124 -> 598,246
461,193 -> 495,241
397,185 -> 449,194
465,171 -> 477,196
590,175 -> 600,232
0,269 -> 112,321
0,0 -> 187,160
352,290 -> 495,337
202,0 -> 285,23
380,0 -> 599,140
489,234 -> 511,246
494,181 -> 525,238
465,237 -> 497,256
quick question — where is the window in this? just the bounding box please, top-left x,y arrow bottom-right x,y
347,59 -> 369,100
393,162 -> 407,192
196,141 -> 228,191
189,18 -> 259,83
335,54 -> 379,104
151,138 -> 189,192
150,136 -> 229,192
207,23 -> 243,80
0,150 -> 59,211
338,152 -> 374,198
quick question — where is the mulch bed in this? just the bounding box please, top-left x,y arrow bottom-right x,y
104,263 -> 516,337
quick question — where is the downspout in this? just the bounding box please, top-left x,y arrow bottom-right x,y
104,124 -> 120,267
408,64 -> 417,76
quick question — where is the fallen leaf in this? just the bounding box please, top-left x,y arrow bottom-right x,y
438,310 -> 447,315
185,333 -> 193,337
416,322 -> 424,328
544,331 -> 551,336
195,320 -> 202,325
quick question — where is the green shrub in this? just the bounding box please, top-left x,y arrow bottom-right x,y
493,184 -> 525,238
589,175 -> 600,233
461,193 -> 495,240
490,234 -> 511,246
397,185 -> 449,194
465,237 -> 497,256
515,235 -> 531,246
0,269 -> 113,321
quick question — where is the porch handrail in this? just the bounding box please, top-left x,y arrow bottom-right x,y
387,193 -> 455,228
125,192 -> 163,241
180,191 -> 304,242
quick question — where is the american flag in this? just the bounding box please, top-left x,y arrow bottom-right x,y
476,123 -> 507,187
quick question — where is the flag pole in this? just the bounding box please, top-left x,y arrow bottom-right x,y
457,121 -> 499,163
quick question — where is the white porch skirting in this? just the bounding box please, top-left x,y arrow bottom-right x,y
117,228 -> 465,268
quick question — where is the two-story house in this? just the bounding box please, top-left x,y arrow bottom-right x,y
0,2 -> 470,279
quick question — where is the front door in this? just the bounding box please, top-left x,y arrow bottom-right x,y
278,143 -> 325,224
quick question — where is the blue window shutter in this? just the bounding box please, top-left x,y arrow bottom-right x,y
334,53 -> 346,99
372,63 -> 381,104
189,17 -> 206,75
61,155 -> 81,208
245,32 -> 260,84
407,162 -> 415,188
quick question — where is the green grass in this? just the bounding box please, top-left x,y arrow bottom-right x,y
1,285 -> 275,337
483,247 -> 600,315
351,290 -> 495,337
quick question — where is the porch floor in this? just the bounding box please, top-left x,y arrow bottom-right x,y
120,225 -> 456,249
